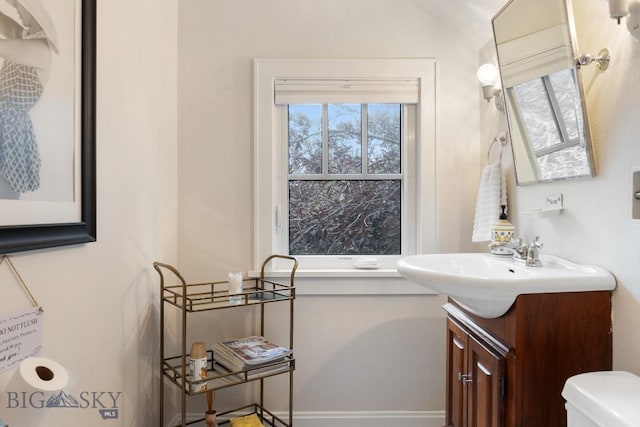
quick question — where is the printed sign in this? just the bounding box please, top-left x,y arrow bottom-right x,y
0,307 -> 43,373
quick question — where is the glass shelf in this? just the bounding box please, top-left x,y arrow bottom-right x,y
162,277 -> 294,313
162,350 -> 295,395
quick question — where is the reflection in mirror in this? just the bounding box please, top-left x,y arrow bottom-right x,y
492,0 -> 597,185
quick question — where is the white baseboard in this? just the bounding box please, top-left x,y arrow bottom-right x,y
171,410 -> 445,427
291,411 -> 445,427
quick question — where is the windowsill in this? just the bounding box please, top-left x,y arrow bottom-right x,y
249,268 -> 401,278
248,269 -> 438,296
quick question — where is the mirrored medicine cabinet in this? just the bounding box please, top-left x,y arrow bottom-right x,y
492,0 -> 597,185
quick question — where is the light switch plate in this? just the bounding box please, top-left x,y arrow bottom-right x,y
633,170 -> 640,220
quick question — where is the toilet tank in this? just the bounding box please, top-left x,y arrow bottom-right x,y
562,371 -> 640,427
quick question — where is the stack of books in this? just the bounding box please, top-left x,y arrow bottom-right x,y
214,336 -> 291,377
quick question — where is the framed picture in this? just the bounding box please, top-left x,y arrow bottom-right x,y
0,0 -> 96,254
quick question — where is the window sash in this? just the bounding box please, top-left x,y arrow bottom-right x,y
508,73 -> 582,158
288,103 -> 402,181
278,104 -> 416,270
287,179 -> 402,256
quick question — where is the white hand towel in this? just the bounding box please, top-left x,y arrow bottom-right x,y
472,161 -> 505,242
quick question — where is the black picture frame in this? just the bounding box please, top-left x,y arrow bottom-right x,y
0,0 -> 96,254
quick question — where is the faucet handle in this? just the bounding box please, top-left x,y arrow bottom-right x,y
529,236 -> 543,249
509,236 -> 522,247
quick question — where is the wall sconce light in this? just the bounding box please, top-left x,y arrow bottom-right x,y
477,63 -> 504,111
627,0 -> 640,40
607,0 -> 640,40
609,0 -> 629,24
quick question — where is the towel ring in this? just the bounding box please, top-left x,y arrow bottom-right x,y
487,134 -> 508,163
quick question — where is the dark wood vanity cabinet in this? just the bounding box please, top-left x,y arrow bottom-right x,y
447,317 -> 507,427
444,291 -> 612,427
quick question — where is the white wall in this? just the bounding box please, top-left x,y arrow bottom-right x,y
0,0 -> 178,426
177,0 -> 504,422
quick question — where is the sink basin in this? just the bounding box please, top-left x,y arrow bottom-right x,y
396,253 -> 616,318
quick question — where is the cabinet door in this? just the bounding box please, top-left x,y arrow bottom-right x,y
467,336 -> 505,427
446,319 -> 468,427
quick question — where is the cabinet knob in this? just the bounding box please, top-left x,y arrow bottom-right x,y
457,372 -> 473,384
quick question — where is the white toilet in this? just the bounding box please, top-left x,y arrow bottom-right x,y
562,371 -> 640,427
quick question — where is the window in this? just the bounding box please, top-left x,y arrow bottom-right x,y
254,59 -> 436,277
288,103 -> 406,258
507,68 -> 590,181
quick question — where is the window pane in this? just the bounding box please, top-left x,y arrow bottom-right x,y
288,180 -> 401,255
548,69 -> 584,144
513,78 -> 562,151
537,145 -> 589,181
328,104 -> 361,174
368,104 -> 401,174
289,104 -> 322,174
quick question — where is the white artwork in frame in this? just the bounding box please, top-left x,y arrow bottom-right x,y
0,0 -> 95,253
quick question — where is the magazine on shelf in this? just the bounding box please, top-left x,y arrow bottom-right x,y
213,336 -> 291,371
204,363 -> 244,389
226,360 -> 291,380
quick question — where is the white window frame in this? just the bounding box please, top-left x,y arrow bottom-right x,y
253,59 -> 436,291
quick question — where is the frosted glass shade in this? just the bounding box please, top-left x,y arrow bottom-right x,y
628,0 -> 640,40
609,0 -> 629,19
477,63 -> 500,86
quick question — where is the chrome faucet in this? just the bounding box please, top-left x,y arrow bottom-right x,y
489,236 -> 526,259
488,235 -> 543,267
525,236 -> 543,267
507,236 -> 527,259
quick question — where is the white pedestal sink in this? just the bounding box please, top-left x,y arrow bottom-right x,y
396,253 -> 616,318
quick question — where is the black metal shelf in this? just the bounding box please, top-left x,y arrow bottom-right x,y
155,255 -> 297,427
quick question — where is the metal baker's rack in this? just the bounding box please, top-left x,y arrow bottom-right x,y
154,255 -> 297,427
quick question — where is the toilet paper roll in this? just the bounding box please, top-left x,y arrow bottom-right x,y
1,357 -> 70,427
14,357 -> 69,392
